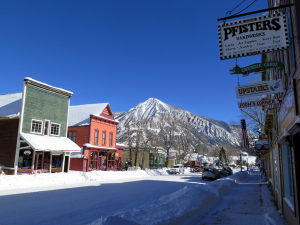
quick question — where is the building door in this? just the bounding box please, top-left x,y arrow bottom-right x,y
98,156 -> 102,170
83,158 -> 88,172
64,156 -> 69,172
34,153 -> 43,173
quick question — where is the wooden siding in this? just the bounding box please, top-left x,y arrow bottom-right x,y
70,158 -> 83,171
0,118 -> 19,168
89,116 -> 118,149
22,84 -> 69,137
100,106 -> 114,120
67,126 -> 90,147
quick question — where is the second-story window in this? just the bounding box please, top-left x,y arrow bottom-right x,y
102,131 -> 106,146
50,123 -> 60,136
68,131 -> 76,143
31,120 -> 43,134
44,120 -> 50,135
109,132 -> 113,147
94,130 -> 99,145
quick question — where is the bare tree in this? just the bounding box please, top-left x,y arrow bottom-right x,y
133,118 -> 145,167
176,122 -> 195,165
140,122 -> 157,168
124,120 -> 135,166
159,117 -> 178,167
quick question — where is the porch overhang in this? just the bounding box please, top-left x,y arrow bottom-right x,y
20,132 -> 81,152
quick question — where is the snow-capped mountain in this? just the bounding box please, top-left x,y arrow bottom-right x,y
114,98 -> 245,147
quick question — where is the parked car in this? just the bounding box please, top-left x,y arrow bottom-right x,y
170,164 -> 185,174
223,167 -> 233,175
217,169 -> 228,177
193,166 -> 202,172
202,167 -> 220,180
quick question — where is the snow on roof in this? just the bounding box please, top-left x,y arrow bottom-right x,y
91,114 -> 119,123
83,143 -> 118,151
71,147 -> 84,158
116,143 -> 125,147
20,132 -> 81,152
24,77 -> 73,96
68,103 -> 108,126
0,92 -> 22,117
184,153 -> 198,162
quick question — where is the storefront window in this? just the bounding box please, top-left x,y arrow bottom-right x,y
282,142 -> 294,210
107,152 -> 115,169
43,152 -> 50,171
18,149 -> 33,168
89,151 -> 98,170
102,155 -> 107,170
52,155 -> 62,168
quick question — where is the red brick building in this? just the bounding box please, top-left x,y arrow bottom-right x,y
68,103 -> 124,172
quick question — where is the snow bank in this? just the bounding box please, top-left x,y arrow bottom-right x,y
97,171 -> 248,225
0,169 -> 169,191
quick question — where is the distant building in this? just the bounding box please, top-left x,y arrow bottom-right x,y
122,147 -> 165,169
67,103 -> 125,172
0,78 -> 81,175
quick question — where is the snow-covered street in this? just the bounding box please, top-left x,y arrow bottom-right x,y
0,169 -> 286,225
0,170 -> 206,225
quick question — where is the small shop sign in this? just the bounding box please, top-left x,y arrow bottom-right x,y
218,13 -> 288,60
238,98 -> 282,108
230,61 -> 284,76
235,79 -> 283,99
52,151 -> 62,155
278,90 -> 295,135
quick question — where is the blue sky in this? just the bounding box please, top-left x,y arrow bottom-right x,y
0,0 -> 268,124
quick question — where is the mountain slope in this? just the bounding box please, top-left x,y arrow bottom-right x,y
114,98 -> 245,147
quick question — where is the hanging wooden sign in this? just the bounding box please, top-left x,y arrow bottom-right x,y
230,61 -> 284,76
218,13 -> 288,60
235,79 -> 283,99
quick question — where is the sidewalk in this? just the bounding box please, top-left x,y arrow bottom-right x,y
195,170 -> 287,225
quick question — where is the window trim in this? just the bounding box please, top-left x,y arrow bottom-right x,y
89,151 -> 98,170
68,131 -> 77,143
44,120 -> 50,136
102,131 -> 106,146
109,132 -> 113,147
50,122 -> 61,136
94,129 -> 99,145
30,119 -> 43,134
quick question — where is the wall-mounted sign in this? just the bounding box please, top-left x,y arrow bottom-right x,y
218,13 -> 288,60
255,140 -> 270,151
230,61 -> 284,76
278,90 -> 295,135
260,156 -> 268,161
238,98 -> 282,108
235,79 -> 283,99
52,151 -> 63,155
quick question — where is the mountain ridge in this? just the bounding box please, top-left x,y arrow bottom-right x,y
113,98 -> 245,147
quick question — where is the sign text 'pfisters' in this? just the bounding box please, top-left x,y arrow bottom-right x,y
235,79 -> 283,99
238,99 -> 282,108
218,13 -> 288,60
